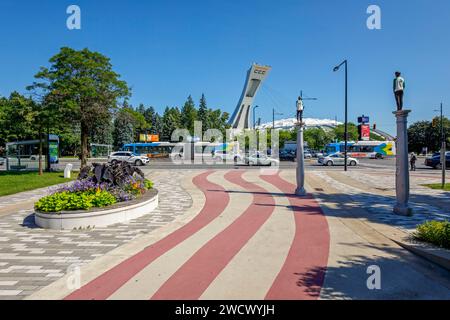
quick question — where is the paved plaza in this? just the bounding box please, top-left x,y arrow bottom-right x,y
0,166 -> 449,300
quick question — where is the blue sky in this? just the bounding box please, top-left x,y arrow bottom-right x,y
0,0 -> 449,134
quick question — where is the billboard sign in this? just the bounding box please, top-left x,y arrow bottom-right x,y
139,134 -> 159,143
361,124 -> 371,141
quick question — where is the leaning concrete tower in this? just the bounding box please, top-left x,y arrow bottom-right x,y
229,64 -> 271,130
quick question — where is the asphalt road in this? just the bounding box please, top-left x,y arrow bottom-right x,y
0,156 -> 444,174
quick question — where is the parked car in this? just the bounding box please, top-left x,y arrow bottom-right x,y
212,150 -> 243,163
280,150 -> 296,162
318,152 -> 359,167
108,152 -> 149,166
424,152 -> 450,169
304,150 -> 313,159
244,153 -> 280,166
310,150 -> 324,158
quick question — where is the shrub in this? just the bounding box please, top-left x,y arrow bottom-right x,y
35,189 -> 117,213
35,162 -> 155,213
414,221 -> 450,249
144,179 -> 154,190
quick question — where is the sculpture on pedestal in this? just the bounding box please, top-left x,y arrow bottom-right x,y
393,71 -> 406,111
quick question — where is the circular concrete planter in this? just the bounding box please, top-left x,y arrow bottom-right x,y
35,189 -> 159,230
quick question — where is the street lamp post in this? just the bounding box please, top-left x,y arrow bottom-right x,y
434,103 -> 446,189
296,96 -> 306,196
333,60 -> 349,172
253,105 -> 260,129
272,109 -> 284,130
295,92 -> 318,196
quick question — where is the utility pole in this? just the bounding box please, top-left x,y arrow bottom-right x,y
439,102 -> 446,189
272,108 -> 284,130
296,91 -> 318,196
333,60 -> 349,171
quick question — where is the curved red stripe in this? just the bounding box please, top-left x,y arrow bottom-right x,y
150,170 -> 276,300
65,170 -> 229,300
261,174 -> 330,300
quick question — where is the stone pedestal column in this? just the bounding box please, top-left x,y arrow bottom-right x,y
296,123 -> 307,196
393,110 -> 412,216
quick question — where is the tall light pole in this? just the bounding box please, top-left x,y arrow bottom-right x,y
272,109 -> 284,130
296,96 -> 307,196
295,92 -> 318,196
434,103 -> 446,189
253,105 -> 260,129
333,60 -> 349,171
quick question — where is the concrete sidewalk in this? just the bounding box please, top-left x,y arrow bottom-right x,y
27,169 -> 450,300
295,171 -> 450,299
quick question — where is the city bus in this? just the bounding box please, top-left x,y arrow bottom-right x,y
121,141 -> 241,161
122,142 -> 176,158
324,141 -> 396,159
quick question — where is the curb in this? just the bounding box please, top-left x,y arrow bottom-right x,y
391,238 -> 450,271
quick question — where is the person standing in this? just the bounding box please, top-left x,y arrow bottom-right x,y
393,71 -> 406,111
410,152 -> 417,171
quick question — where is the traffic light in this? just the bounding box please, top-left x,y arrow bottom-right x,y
432,118 -> 438,128
373,123 -> 377,130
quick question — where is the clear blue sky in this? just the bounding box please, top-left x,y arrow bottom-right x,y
1,0 -> 449,134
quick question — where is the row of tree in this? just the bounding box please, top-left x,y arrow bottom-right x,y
408,118 -> 450,153
112,95 -> 229,147
0,47 -> 229,170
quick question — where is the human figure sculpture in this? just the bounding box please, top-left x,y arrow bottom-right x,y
296,96 -> 304,123
393,71 -> 406,111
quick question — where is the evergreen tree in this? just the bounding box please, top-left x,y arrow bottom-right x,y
143,106 -> 162,135
198,94 -> 209,133
136,103 -> 146,116
113,109 -> 135,149
180,95 -> 197,135
161,107 -> 181,141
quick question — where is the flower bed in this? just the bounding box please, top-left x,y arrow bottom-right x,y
34,162 -> 158,230
414,221 -> 450,249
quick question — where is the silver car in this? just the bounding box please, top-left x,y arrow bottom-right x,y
108,152 -> 149,166
318,153 -> 359,167
244,153 -> 280,166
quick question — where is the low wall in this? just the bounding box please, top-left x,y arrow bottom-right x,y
35,189 -> 159,230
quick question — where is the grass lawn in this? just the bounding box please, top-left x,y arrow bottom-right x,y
0,171 -> 77,197
423,183 -> 450,191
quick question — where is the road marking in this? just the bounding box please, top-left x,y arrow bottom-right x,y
151,170 -> 276,300
65,170 -> 230,300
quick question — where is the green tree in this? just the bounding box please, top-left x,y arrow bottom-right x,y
28,47 -> 130,168
198,94 -> 209,132
0,92 -> 36,144
180,95 -> 197,135
122,107 -> 149,139
161,107 -> 181,141
113,109 -> 135,148
408,117 -> 450,153
141,106 -> 162,135
333,123 -> 359,142
304,128 -> 335,150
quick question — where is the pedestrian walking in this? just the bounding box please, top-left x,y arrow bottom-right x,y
410,152 -> 417,171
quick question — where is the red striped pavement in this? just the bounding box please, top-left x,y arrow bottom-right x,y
261,174 -> 330,300
150,170 -> 276,300
65,171 -> 230,300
